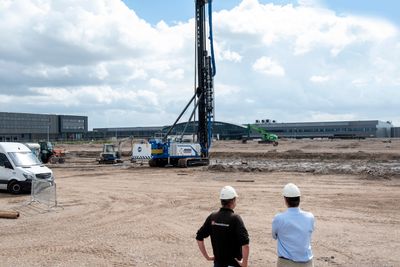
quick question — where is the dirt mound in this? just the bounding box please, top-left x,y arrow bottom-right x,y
207,159 -> 400,179
335,142 -> 361,149
210,150 -> 400,161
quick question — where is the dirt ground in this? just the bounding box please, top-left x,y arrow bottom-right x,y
0,138 -> 399,267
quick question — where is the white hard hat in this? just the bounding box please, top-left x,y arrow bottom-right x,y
220,186 -> 238,200
282,183 -> 301,197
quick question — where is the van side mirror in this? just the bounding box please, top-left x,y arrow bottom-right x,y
4,161 -> 13,169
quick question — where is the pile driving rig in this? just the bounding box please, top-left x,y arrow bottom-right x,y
149,0 -> 216,167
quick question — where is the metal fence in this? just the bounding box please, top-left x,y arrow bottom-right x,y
30,178 -> 57,209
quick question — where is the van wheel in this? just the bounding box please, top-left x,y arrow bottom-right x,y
8,181 -> 22,194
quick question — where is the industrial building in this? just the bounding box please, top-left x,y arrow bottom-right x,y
161,120 -> 395,140
1,111 -> 398,141
91,120 -> 397,140
252,120 -> 394,139
90,126 -> 163,140
161,121 -> 247,140
392,127 -> 400,138
0,112 -> 88,142
89,121 -> 247,140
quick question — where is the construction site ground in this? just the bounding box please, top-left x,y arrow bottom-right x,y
1,138 -> 399,266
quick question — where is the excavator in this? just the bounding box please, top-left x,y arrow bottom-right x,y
246,124 -> 279,146
149,0 -> 215,167
98,137 -> 133,164
98,143 -> 123,164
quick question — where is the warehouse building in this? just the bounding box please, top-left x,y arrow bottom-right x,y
252,120 -> 393,139
0,112 -> 88,142
90,126 -> 163,140
88,120 -> 396,140
392,127 -> 400,138
89,121 -> 247,140
162,121 -> 247,140
1,111 -> 397,142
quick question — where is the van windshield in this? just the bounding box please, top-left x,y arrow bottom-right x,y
8,152 -> 42,167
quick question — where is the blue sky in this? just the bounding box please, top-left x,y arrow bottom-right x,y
0,0 -> 399,129
322,0 -> 400,26
123,0 -> 400,27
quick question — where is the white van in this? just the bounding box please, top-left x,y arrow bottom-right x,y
0,142 -> 54,194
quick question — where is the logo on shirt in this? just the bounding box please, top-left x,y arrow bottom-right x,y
211,221 -> 230,227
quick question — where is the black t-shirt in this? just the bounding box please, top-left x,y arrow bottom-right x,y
196,208 -> 249,267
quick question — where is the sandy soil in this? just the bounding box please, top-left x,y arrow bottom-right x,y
0,139 -> 399,267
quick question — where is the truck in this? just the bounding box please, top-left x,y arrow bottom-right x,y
149,0 -> 216,167
0,142 -> 54,194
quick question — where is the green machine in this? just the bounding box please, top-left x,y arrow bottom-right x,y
246,124 -> 279,146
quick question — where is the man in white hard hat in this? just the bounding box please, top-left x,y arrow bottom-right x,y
272,183 -> 315,267
196,186 -> 250,267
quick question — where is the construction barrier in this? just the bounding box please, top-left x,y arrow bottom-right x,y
30,178 -> 57,209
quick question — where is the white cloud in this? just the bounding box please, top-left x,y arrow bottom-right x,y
215,83 -> 240,97
166,68 -> 185,80
216,0 -> 397,56
252,57 -> 285,76
0,0 -> 399,128
23,86 -> 161,112
309,112 -> 357,122
220,50 -> 242,62
149,78 -> 167,89
310,75 -> 330,83
351,78 -> 368,87
297,0 -> 321,7
93,63 -> 109,80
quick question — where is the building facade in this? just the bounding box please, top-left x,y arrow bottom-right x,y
252,120 -> 393,139
90,126 -> 164,140
0,112 -> 88,142
90,121 -> 247,141
1,112 -> 397,142
83,120 -> 397,141
162,121 -> 247,140
392,127 -> 400,138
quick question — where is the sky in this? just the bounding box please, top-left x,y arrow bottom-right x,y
1,0 -> 399,130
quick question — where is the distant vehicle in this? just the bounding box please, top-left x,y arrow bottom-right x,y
98,137 -> 135,164
98,143 -> 123,164
24,143 -> 41,158
0,142 -> 54,194
39,141 -> 65,164
246,124 -> 279,146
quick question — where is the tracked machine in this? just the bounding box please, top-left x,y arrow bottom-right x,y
246,124 -> 279,146
98,137 -> 135,164
149,0 -> 216,168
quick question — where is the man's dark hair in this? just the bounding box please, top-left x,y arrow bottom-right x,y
221,198 -> 235,207
285,196 -> 300,207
